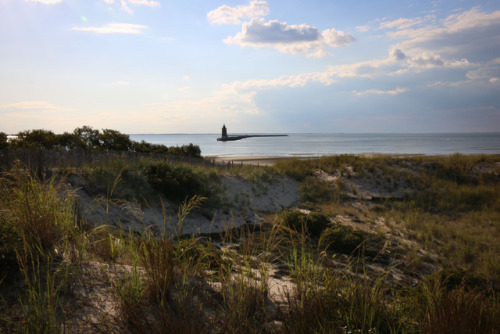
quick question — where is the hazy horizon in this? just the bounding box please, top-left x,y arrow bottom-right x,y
1,0 -> 500,134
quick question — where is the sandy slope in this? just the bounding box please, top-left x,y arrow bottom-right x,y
68,173 -> 300,236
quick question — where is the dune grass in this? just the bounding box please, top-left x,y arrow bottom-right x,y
1,154 -> 499,332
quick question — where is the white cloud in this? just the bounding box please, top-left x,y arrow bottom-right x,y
72,23 -> 148,34
407,52 -> 473,70
466,59 -> 500,82
322,28 -> 356,47
128,0 -> 160,7
355,25 -> 370,33
24,0 -> 62,4
378,17 -> 426,30
443,7 -> 500,32
224,18 -> 355,56
102,0 -> 160,14
353,87 -> 408,96
0,101 -> 63,111
207,0 -> 269,25
383,7 -> 500,60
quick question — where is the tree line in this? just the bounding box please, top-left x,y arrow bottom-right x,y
0,126 -> 201,158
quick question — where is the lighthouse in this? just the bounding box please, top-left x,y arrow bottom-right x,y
221,124 -> 228,138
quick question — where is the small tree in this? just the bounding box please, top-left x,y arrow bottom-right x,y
73,126 -> 100,150
184,143 -> 201,158
99,129 -> 132,151
11,129 -> 57,149
55,132 -> 80,150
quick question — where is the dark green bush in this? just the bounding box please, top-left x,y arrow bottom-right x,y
10,129 -> 57,149
281,209 -> 330,237
73,125 -> 100,150
165,143 -> 201,158
132,140 -> 170,154
318,225 -> 365,254
438,268 -> 490,292
0,132 -> 8,149
145,162 -> 201,202
0,217 -> 22,281
98,129 -> 133,151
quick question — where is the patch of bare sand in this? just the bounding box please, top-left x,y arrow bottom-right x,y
69,173 -> 300,237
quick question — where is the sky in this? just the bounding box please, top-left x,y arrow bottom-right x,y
1,0 -> 500,134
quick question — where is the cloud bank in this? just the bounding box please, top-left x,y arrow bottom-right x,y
207,0 -> 269,25
24,0 -> 62,4
102,0 -> 160,15
211,1 -> 355,57
72,23 -> 148,34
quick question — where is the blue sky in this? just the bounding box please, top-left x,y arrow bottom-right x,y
1,0 -> 499,134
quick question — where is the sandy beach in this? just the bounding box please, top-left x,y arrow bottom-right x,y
208,153 -> 424,167
208,155 -> 293,166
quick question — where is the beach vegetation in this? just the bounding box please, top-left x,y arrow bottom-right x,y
0,132 -> 8,149
2,126 -> 201,158
280,209 -> 330,237
0,133 -> 499,332
318,225 -> 365,254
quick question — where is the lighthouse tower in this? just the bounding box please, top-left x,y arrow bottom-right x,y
221,124 -> 228,138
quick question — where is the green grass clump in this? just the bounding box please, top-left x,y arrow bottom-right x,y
280,209 -> 330,237
318,225 -> 365,255
0,167 -> 85,332
4,170 -> 75,252
0,216 -> 22,281
407,273 -> 500,334
145,161 -> 202,202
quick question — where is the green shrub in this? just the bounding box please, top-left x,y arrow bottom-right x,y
3,169 -> 75,252
300,177 -> 337,203
145,162 -> 201,202
132,140 -> 170,154
0,216 -> 22,281
10,129 -> 57,149
0,132 -> 8,149
437,268 -> 490,292
98,128 -> 133,151
281,209 -> 330,237
318,225 -> 365,254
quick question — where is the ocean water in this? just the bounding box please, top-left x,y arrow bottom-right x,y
129,133 -> 500,157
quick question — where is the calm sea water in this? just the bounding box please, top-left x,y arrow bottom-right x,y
129,133 -> 500,157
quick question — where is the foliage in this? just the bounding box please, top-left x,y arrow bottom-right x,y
300,176 -> 338,203
408,274 -> 500,334
132,139 -> 170,154
280,209 -> 330,237
2,126 -> 202,159
145,161 -> 202,202
98,128 -> 133,151
0,132 -> 8,149
0,215 -> 22,281
73,125 -> 100,150
318,225 -> 365,254
1,168 -> 75,252
1,153 -> 499,332
9,129 -> 58,149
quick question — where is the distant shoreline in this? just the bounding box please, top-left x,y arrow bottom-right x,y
206,152 -> 500,166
